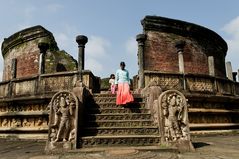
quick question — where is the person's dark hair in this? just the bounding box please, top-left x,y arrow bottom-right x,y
110,74 -> 115,78
120,61 -> 125,66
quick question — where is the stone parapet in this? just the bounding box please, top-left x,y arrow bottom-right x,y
143,71 -> 239,96
0,70 -> 100,100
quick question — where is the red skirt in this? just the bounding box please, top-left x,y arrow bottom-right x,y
116,83 -> 134,105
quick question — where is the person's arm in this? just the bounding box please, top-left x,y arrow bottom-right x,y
127,70 -> 131,85
115,70 -> 119,90
115,70 -> 119,85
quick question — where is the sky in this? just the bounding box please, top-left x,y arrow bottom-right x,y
0,0 -> 239,81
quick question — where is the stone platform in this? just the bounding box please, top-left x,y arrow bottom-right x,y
1,133 -> 239,159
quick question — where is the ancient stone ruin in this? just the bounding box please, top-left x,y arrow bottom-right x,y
0,15 -> 238,152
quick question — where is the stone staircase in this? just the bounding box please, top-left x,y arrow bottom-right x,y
79,93 -> 160,147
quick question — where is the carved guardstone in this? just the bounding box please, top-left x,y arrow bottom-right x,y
45,80 -> 90,152
158,90 -> 194,151
45,91 -> 79,152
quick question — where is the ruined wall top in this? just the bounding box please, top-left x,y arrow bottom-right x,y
140,16 -> 228,77
142,16 -> 228,55
1,25 -> 77,81
1,25 -> 58,57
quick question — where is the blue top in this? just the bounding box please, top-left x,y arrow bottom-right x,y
115,69 -> 130,84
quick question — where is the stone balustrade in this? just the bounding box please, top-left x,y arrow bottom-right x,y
143,71 -> 239,96
0,70 -> 100,100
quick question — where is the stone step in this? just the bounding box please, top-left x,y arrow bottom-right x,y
93,97 -> 143,104
79,135 -> 160,147
93,95 -> 143,103
190,123 -> 239,130
86,102 -> 145,109
94,93 -> 142,98
189,108 -> 239,114
82,126 -> 159,136
86,120 -> 155,127
86,113 -> 152,120
93,97 -> 117,103
93,94 -> 116,97
86,108 -> 150,114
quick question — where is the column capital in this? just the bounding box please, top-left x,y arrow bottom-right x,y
175,40 -> 186,53
76,35 -> 88,47
38,42 -> 49,53
136,34 -> 147,45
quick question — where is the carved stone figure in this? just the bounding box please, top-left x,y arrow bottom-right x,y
36,117 -> 43,127
163,93 -> 182,140
157,90 -> 194,151
50,128 -> 57,142
22,118 -> 31,127
29,118 -> 35,127
158,90 -> 190,142
47,91 -> 78,144
52,96 -> 75,142
42,118 -> 48,127
12,118 -> 21,127
2,118 -> 8,127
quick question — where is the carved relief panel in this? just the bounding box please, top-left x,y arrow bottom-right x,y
47,91 -> 78,144
158,90 -> 191,142
0,103 -> 48,130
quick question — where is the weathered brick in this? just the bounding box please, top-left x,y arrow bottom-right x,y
142,16 -> 227,78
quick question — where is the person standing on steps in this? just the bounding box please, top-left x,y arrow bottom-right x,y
115,62 -> 134,106
109,74 -> 116,94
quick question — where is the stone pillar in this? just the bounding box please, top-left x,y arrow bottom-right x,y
175,40 -> 186,90
208,56 -> 215,76
238,69 -> 239,82
232,72 -> 237,82
136,34 -> 146,89
11,58 -> 17,79
175,40 -> 186,74
38,42 -> 49,74
76,35 -> 88,82
226,61 -> 233,80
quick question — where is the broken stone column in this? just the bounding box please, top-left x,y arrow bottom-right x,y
38,42 -> 49,74
76,35 -> 88,81
175,41 -> 186,90
136,34 -> 146,89
238,69 -> 239,82
175,41 -> 186,74
208,56 -> 215,76
11,58 -> 17,79
226,61 -> 233,80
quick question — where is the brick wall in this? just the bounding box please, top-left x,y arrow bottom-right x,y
1,25 -> 78,81
144,31 -> 225,76
3,39 -> 40,81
